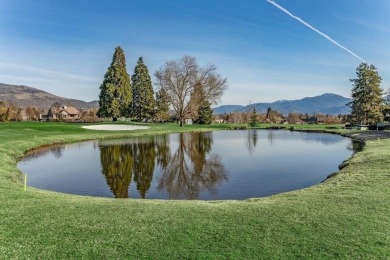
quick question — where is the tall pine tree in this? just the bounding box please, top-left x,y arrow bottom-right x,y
154,87 -> 170,122
198,100 -> 213,124
97,46 -> 132,121
131,57 -> 155,121
349,63 -> 384,124
249,107 -> 259,127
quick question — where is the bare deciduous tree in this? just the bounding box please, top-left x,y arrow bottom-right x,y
155,55 -> 228,126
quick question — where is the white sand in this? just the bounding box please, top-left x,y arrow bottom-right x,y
82,124 -> 150,131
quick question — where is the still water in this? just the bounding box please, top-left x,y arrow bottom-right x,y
18,130 -> 359,200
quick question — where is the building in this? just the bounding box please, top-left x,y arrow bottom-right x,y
47,105 -> 80,121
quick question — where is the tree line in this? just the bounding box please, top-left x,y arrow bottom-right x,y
97,47 -> 389,127
243,63 -> 390,127
97,46 -> 228,126
226,108 -> 347,126
0,101 -> 45,122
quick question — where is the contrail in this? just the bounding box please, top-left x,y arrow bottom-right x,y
266,0 -> 366,63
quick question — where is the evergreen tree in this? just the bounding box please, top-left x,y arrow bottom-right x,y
97,46 -> 132,121
154,87 -> 170,122
349,63 -> 384,124
198,100 -> 213,124
188,82 -> 204,119
131,57 -> 155,120
266,107 -> 271,119
249,107 -> 259,127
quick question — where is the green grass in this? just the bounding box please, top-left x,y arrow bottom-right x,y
0,122 -> 389,259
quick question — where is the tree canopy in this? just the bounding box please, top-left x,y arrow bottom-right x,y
155,55 -> 228,126
131,57 -> 155,121
249,107 -> 259,127
349,63 -> 384,124
154,87 -> 170,122
198,100 -> 213,124
97,46 -> 132,121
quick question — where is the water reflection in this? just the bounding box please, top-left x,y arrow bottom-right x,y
247,130 -> 258,155
157,132 -> 227,200
99,133 -> 228,199
347,140 -> 364,153
18,130 -> 358,200
100,145 -> 134,198
51,146 -> 63,158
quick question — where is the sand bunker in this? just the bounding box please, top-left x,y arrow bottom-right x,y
82,124 -> 150,131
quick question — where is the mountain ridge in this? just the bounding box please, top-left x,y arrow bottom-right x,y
0,83 -> 99,110
214,93 -> 351,115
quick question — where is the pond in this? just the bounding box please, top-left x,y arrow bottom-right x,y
17,130 -> 360,200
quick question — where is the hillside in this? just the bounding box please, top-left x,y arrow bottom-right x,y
214,93 -> 351,115
0,83 -> 98,110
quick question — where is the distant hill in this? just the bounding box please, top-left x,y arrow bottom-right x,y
213,93 -> 351,115
212,105 -> 245,114
0,83 -> 98,110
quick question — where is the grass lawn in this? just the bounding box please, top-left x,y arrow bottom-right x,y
0,122 -> 389,258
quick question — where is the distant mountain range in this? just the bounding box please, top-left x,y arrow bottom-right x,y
0,83 -> 98,110
213,93 -> 351,115
0,83 -> 351,115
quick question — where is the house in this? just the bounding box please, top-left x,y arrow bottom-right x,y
303,116 -> 325,124
213,116 -> 224,124
39,110 -> 48,121
47,105 -> 80,121
377,122 -> 390,130
354,124 -> 369,130
384,112 -> 390,122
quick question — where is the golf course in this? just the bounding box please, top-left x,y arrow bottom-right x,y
1,122 -> 389,259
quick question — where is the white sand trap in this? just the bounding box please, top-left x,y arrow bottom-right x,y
82,124 -> 150,131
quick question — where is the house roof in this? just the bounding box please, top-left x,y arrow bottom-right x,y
48,105 -> 80,115
63,106 -> 80,115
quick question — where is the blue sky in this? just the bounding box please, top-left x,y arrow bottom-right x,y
0,0 -> 389,105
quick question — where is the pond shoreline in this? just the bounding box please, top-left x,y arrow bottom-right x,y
261,125 -> 390,141
15,125 -> 389,193
18,129 -> 354,200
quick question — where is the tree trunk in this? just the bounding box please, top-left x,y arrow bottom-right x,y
179,119 -> 183,127
113,117 -> 117,122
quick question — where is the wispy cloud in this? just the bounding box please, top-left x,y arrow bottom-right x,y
265,0 -> 366,63
0,63 -> 100,83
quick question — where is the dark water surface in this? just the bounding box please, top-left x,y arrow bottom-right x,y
17,130 -> 359,200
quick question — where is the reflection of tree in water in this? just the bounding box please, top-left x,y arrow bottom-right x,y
51,146 -> 63,158
100,145 -> 134,198
267,131 -> 274,145
188,132 -> 212,173
347,140 -> 364,153
247,130 -> 258,155
157,132 -> 228,200
155,135 -> 171,170
100,133 -> 227,200
132,140 -> 156,198
100,137 -> 158,199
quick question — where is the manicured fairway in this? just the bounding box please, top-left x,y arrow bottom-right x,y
0,122 -> 389,258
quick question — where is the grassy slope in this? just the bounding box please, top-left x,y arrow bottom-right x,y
0,122 -> 389,259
